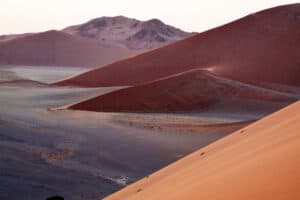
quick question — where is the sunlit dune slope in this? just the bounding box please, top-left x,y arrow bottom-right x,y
104,101 -> 300,200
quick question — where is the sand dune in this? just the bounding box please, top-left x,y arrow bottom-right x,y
104,101 -> 300,200
54,4 -> 300,87
68,70 -> 297,113
0,30 -> 137,67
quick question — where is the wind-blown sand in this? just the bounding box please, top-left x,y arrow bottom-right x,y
54,4 -> 300,87
0,30 -> 137,67
68,69 -> 298,113
104,101 -> 300,200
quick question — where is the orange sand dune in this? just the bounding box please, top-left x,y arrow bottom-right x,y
54,4 -> 300,87
68,70 -> 297,113
104,101 -> 300,200
0,30 -> 137,67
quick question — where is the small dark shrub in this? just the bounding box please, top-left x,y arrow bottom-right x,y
46,195 -> 64,200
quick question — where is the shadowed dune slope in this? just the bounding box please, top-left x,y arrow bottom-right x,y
0,30 -> 137,67
68,70 -> 297,113
104,101 -> 300,200
54,4 -> 300,87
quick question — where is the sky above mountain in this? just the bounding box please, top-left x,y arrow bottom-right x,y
0,0 -> 298,35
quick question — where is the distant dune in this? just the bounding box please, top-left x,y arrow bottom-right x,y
54,4 -> 300,87
104,101 -> 300,200
0,30 -> 137,67
68,70 -> 297,113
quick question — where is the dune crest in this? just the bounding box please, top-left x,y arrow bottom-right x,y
67,69 -> 297,113
104,101 -> 300,200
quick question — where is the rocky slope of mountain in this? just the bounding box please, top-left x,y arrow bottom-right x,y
63,16 -> 195,50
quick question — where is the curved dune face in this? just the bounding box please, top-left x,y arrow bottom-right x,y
104,101 -> 300,200
68,70 -> 297,113
0,30 -> 137,67
54,4 -> 300,87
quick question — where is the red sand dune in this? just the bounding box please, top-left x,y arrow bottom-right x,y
68,69 -> 297,113
0,30 -> 137,67
104,101 -> 300,200
54,4 -> 300,87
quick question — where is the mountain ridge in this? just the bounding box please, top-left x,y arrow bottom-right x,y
63,16 -> 195,50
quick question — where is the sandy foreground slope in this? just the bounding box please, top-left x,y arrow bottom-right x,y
54,4 -> 300,87
105,101 -> 300,200
68,70 -> 297,113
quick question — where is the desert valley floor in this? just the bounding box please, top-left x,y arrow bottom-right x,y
0,66 -> 267,199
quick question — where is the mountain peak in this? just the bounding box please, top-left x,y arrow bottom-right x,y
88,15 -> 138,25
63,16 -> 195,50
145,18 -> 165,25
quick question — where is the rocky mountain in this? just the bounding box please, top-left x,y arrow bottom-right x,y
63,16 -> 195,50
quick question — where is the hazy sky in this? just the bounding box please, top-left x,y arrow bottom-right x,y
0,0 -> 298,35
